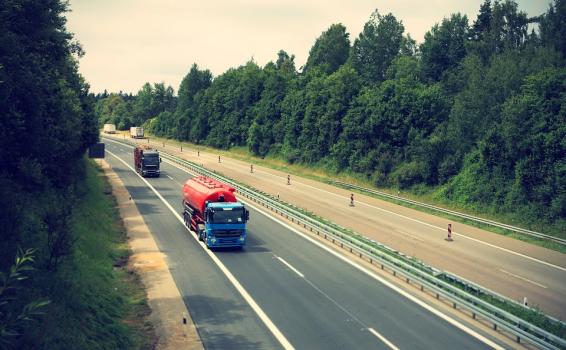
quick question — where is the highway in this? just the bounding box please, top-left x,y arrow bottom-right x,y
103,140 -> 505,349
109,135 -> 566,320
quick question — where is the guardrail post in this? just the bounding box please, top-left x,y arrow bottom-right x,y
117,141 -> 563,350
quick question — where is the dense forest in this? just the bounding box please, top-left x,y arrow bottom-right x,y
0,0 -> 134,348
95,0 -> 566,233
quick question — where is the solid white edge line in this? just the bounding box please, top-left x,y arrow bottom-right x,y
241,199 -> 505,350
106,150 -> 295,350
368,328 -> 401,350
499,269 -> 548,289
276,256 -> 305,278
158,153 -> 504,350
105,137 -> 566,272
294,180 -> 566,273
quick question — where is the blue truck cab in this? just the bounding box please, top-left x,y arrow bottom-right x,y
201,201 -> 249,249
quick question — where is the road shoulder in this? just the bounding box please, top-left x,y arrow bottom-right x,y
99,159 -> 203,350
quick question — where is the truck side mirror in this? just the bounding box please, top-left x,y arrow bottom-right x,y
245,209 -> 250,222
160,158 -> 162,163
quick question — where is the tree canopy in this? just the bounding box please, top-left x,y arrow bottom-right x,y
95,0 -> 566,233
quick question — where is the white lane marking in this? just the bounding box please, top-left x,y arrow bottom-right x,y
150,157 -> 403,349
106,137 -> 565,273
368,328 -> 401,350
296,182 -> 566,273
165,174 -> 184,187
239,158 -> 566,273
106,150 -> 294,350
244,200 -> 505,350
160,155 -> 504,350
499,269 -> 548,289
276,256 -> 304,278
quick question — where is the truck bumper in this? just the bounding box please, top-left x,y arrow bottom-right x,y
141,170 -> 160,177
206,235 -> 246,248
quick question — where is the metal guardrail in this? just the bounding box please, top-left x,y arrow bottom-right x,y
103,137 -> 566,350
329,180 -> 566,246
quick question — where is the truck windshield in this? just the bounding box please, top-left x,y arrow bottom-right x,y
211,208 -> 244,224
143,155 -> 159,165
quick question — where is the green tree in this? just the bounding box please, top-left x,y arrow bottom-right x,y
304,24 -> 350,74
350,10 -> 405,84
177,64 -> 212,115
420,13 -> 469,81
540,0 -> 566,57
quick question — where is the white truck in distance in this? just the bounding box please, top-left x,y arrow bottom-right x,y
130,127 -> 144,138
103,123 -> 116,134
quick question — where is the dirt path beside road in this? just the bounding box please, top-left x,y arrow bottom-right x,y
99,159 -> 203,350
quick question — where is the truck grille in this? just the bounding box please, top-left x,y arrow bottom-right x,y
214,230 -> 242,238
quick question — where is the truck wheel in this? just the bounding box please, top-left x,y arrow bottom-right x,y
197,224 -> 205,242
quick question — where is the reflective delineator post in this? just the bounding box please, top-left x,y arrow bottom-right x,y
446,223 -> 453,241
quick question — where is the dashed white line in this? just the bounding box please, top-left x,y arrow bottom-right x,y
499,269 -> 548,289
106,150 -> 295,350
368,328 -> 401,350
160,154 -> 504,350
105,136 -> 565,273
166,175 -> 174,180
276,256 -> 304,278
228,155 -> 566,273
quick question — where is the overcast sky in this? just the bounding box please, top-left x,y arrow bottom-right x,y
66,0 -> 550,94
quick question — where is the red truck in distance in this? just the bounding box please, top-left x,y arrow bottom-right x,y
182,176 -> 249,249
134,144 -> 161,177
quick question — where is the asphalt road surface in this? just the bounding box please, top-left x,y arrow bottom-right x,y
107,134 -> 566,321
103,140 -> 506,350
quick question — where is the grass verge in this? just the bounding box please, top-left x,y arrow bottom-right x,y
24,159 -> 155,349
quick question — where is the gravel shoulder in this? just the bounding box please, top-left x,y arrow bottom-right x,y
100,159 -> 203,350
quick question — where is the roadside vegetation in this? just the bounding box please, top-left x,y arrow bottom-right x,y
96,0 -> 566,238
0,1 -> 153,348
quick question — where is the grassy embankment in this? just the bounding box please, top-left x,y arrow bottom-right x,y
27,160 -> 154,349
127,131 -> 565,253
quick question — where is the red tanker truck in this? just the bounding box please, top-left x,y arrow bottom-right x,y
182,176 -> 249,249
